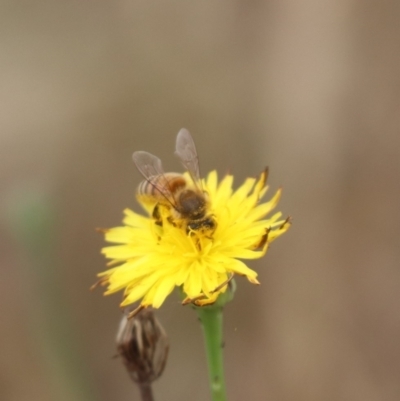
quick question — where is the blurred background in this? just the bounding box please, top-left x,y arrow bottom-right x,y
1,1 -> 400,401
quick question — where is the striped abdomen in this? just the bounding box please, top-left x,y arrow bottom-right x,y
136,173 -> 187,205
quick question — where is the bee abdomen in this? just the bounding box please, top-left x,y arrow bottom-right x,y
137,173 -> 186,198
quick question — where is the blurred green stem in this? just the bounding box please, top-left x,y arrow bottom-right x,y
197,304 -> 227,401
7,190 -> 96,401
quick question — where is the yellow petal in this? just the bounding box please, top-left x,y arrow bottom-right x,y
151,276 -> 177,308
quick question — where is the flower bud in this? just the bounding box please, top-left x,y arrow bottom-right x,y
116,309 -> 169,385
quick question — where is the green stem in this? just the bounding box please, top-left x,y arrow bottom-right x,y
197,305 -> 227,401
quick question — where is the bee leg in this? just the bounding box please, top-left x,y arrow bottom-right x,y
186,231 -> 202,251
152,204 -> 163,226
167,216 -> 177,227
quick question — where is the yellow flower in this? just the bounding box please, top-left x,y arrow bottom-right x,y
97,169 -> 290,315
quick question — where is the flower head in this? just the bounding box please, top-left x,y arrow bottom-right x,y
97,168 -> 290,315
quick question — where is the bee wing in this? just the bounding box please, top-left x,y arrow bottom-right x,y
132,151 -> 165,178
175,128 -> 202,187
132,151 -> 175,199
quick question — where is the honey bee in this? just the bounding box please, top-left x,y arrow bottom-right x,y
132,128 -> 216,235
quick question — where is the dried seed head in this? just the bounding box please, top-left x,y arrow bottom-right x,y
116,308 -> 169,385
